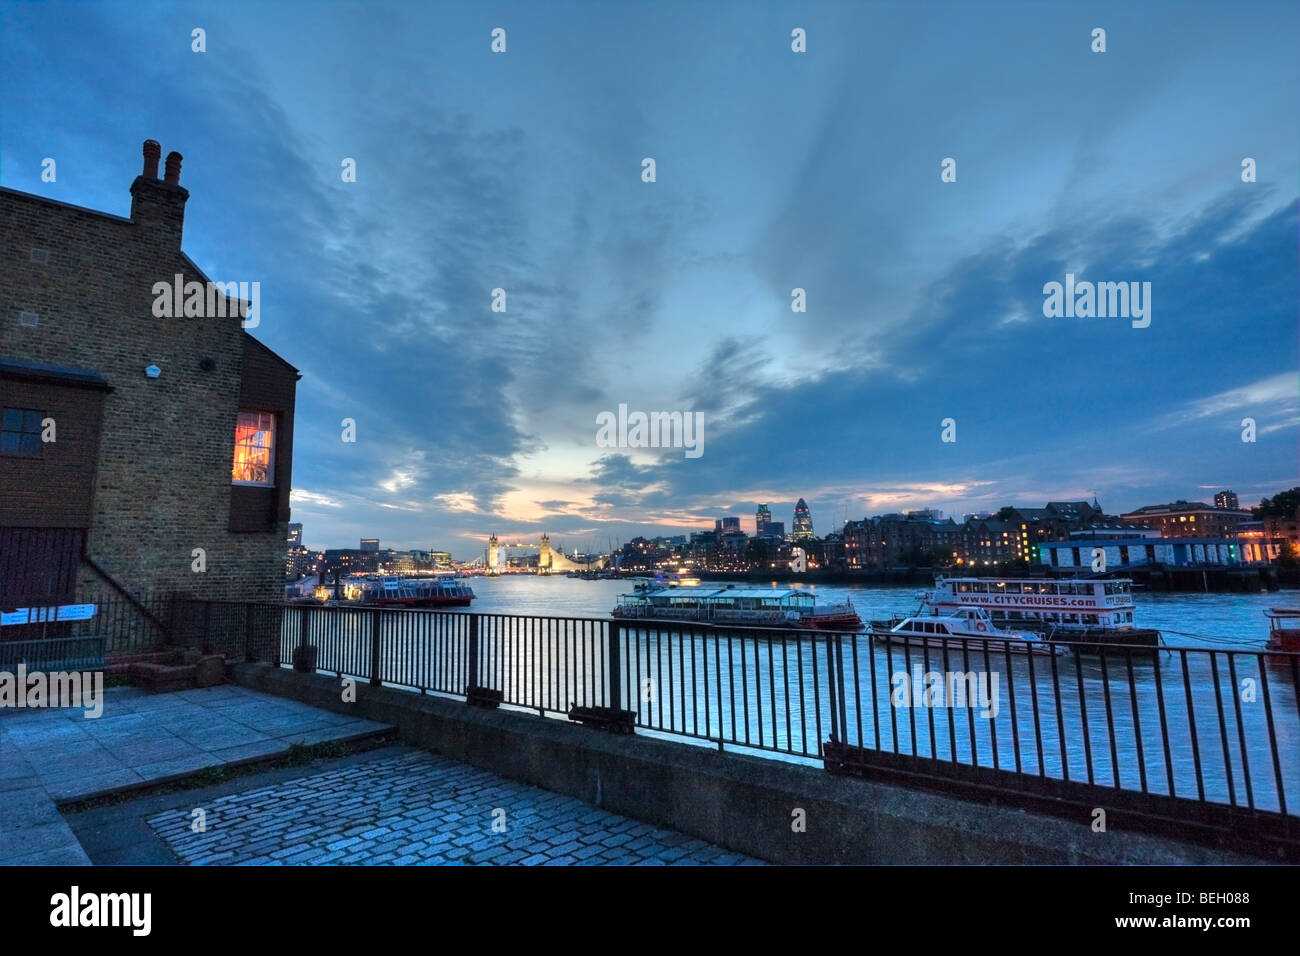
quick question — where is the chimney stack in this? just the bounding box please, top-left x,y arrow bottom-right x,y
163,150 -> 183,185
130,138 -> 189,247
142,139 -> 161,179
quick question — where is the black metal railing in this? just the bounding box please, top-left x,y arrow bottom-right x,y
178,601 -> 1300,855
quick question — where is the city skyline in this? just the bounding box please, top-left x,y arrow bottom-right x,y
290,484 -> 1293,560
4,1 -> 1297,560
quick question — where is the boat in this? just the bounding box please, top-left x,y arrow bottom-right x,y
1265,607 -> 1300,652
612,582 -> 861,630
651,570 -> 701,587
871,606 -> 1061,656
363,575 -> 475,608
919,575 -> 1162,650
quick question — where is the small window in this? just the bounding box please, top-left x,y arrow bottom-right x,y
232,410 -> 275,486
1,408 -> 44,458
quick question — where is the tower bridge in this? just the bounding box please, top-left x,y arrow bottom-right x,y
486,534 -> 606,575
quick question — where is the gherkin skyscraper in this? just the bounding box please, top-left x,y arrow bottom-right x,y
792,498 -> 814,540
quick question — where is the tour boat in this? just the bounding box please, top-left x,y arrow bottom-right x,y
918,576 -> 1162,650
872,606 -> 1062,656
612,583 -> 861,630
364,575 -> 476,608
1265,607 -> 1300,652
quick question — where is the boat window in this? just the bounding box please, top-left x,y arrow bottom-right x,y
957,582 -> 970,593
973,582 -> 988,593
934,624 -> 949,635
923,622 -> 935,634
1085,614 -> 1098,625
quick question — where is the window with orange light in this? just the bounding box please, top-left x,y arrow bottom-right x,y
232,410 -> 275,486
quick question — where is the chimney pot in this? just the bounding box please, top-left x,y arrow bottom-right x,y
142,139 -> 162,179
163,151 -> 183,185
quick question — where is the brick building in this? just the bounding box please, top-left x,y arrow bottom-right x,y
1120,501 -> 1252,538
1,139 -> 299,622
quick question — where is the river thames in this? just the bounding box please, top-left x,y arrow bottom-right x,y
460,574 -> 1290,649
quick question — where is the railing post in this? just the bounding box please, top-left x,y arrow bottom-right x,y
298,605 -> 310,654
244,603 -> 254,663
607,619 -> 622,712
824,631 -> 842,748
466,614 -> 480,692
369,607 -> 383,687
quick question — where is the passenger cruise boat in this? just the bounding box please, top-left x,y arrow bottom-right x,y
363,575 -> 476,608
919,576 -> 1161,650
872,606 -> 1061,656
612,583 -> 861,630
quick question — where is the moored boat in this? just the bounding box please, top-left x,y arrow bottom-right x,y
612,582 -> 861,630
871,606 -> 1062,656
920,575 -> 1162,651
363,575 -> 476,608
1265,607 -> 1300,652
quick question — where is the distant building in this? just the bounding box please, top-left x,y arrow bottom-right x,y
715,517 -> 741,534
792,498 -> 814,540
284,523 -> 308,579
1041,538 -> 1246,569
1121,501 -> 1252,538
758,520 -> 785,541
359,538 -> 380,552
1235,515 -> 1300,562
755,503 -> 772,536
1214,490 -> 1239,511
285,545 -> 311,580
842,500 -> 1110,569
323,549 -> 381,574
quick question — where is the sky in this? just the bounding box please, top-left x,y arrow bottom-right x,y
3,0 -> 1298,560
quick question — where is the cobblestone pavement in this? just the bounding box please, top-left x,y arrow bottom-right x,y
147,748 -> 762,865
1,685 -> 388,865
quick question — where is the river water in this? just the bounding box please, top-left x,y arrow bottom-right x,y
460,575 -> 1291,649
317,575 -> 1300,814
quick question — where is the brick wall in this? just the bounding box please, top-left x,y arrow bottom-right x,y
0,159 -> 295,607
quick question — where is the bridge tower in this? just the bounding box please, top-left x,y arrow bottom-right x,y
538,533 -> 552,574
487,534 -> 500,575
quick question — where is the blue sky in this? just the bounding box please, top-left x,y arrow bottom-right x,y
3,0 -> 1297,559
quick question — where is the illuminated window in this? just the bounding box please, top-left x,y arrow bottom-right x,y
232,410 -> 275,486
1,408 -> 44,458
